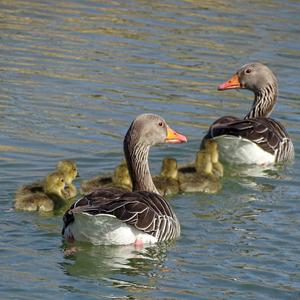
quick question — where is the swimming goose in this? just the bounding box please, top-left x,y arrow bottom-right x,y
16,160 -> 79,199
80,160 -> 132,194
153,157 -> 180,196
62,114 -> 187,246
14,171 -> 68,212
202,63 -> 294,165
178,149 -> 222,194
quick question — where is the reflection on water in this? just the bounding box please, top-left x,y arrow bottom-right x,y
1,0 -> 300,299
62,241 -> 172,293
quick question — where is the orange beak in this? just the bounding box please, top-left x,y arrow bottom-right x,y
218,74 -> 241,90
165,127 -> 187,144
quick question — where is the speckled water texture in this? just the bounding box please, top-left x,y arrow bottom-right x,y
1,1 -> 300,299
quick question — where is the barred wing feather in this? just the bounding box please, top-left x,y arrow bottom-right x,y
62,188 -> 180,242
203,116 -> 294,162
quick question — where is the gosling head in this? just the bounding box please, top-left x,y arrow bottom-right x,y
44,171 -> 66,199
205,140 -> 219,164
112,161 -> 132,188
56,160 -> 78,184
160,157 -> 178,179
195,150 -> 213,175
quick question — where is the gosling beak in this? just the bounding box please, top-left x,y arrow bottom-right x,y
76,172 -> 80,178
218,74 -> 241,90
165,127 -> 187,144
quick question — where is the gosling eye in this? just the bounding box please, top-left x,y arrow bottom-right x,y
158,122 -> 163,127
61,178 -> 64,183
245,68 -> 252,74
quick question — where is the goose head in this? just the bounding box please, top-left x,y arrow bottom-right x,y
56,160 -> 78,185
218,62 -> 277,93
124,114 -> 187,148
124,114 -> 187,193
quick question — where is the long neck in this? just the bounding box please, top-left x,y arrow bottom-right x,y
124,140 -> 159,194
244,82 -> 277,119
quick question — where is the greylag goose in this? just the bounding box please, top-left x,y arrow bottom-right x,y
178,148 -> 222,194
17,160 -> 79,199
202,63 -> 294,165
14,171 -> 68,212
62,114 -> 187,246
80,160 -> 132,194
153,157 -> 180,196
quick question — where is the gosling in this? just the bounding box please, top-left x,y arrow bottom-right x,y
14,171 -> 68,212
178,150 -> 222,194
17,160 -> 79,200
56,160 -> 79,199
80,160 -> 132,194
153,157 -> 180,196
204,140 -> 224,177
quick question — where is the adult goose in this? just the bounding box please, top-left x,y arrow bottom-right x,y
62,114 -> 187,246
201,63 -> 294,165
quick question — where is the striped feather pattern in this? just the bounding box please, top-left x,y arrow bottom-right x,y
62,187 -> 180,242
202,63 -> 294,164
203,116 -> 294,163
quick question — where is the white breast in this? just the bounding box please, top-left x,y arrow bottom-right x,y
214,135 -> 275,165
64,213 -> 158,246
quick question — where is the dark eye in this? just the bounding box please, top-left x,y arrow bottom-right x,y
245,69 -> 252,74
61,178 -> 64,182
158,122 -> 163,127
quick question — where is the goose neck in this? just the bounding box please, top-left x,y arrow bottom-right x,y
244,82 -> 277,119
124,141 -> 159,194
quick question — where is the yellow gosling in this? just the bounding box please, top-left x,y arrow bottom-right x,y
153,157 -> 179,196
14,171 -> 68,212
56,160 -> 79,199
195,150 -> 213,175
16,159 -> 79,199
178,151 -> 222,194
80,160 -> 132,194
112,161 -> 132,190
204,140 -> 224,177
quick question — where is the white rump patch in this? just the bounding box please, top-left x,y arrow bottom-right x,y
64,213 -> 157,246
214,135 -> 275,165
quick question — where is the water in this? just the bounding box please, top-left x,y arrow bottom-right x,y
1,0 -> 300,299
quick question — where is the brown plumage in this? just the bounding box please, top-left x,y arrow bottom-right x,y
62,114 -> 187,245
201,62 -> 294,164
